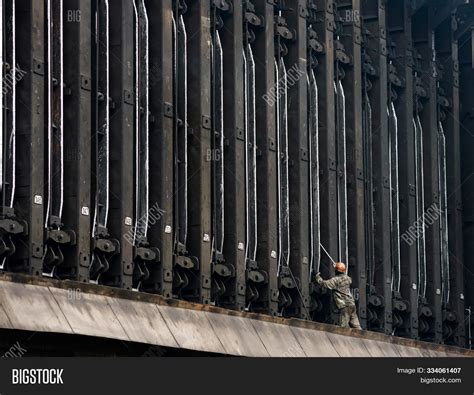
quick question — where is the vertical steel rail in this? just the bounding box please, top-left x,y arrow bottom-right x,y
388,0 -> 418,340
437,18 -> 466,347
14,0 -> 45,275
334,26 -> 349,270
243,3 -> 264,310
0,0 -> 28,270
105,0 -> 135,289
314,0 -> 338,323
183,0 -> 212,304
0,0 -> 3,195
274,11 -> 294,313
143,0 -> 174,297
43,0 -> 78,278
338,0 -> 367,328
282,0 -> 310,319
252,0 -> 279,316
414,112 -> 427,302
2,0 -> 16,211
210,3 -> 229,302
130,0 -> 159,291
176,12 -> 190,264
46,0 -> 64,227
276,60 -> 290,281
460,27 -> 474,350
362,76 -> 375,307
90,0 -> 119,284
362,0 -> 393,335
438,18 -> 466,347
413,6 -> 443,343
438,122 -> 449,309
220,1 -> 247,310
308,68 -> 321,309
134,0 -> 149,244
61,0 -> 92,282
336,79 -> 348,268
93,0 -> 110,236
171,8 -> 199,298
282,0 -> 312,319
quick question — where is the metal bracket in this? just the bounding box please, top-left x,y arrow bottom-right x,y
300,148 -> 309,161
202,115 -> 211,130
33,59 -> 45,76
81,75 -> 91,91
164,102 -> 173,118
299,4 -> 308,19
268,137 -> 277,152
212,0 -> 232,12
124,90 -> 134,105
236,127 -> 245,141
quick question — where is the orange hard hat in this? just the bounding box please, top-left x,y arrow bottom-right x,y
335,262 -> 346,273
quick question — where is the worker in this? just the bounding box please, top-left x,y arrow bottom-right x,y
315,262 -> 362,329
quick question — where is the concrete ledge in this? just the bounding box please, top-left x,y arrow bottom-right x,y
0,273 -> 471,357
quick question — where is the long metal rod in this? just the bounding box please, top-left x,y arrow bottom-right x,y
280,59 -> 290,270
45,0 -> 52,227
389,101 -> 401,293
320,243 -> 336,267
275,57 -> 291,274
415,113 -> 427,298
243,48 -> 249,266
53,0 -> 64,221
308,70 -> 320,275
0,0 -> 3,201
336,79 -> 348,269
175,14 -> 189,248
9,0 -> 16,209
211,30 -> 225,256
275,59 -> 282,274
244,44 -> 258,265
134,0 -> 149,242
140,0 -> 150,239
45,0 -> 64,226
438,120 -> 450,305
1,0 -> 17,209
132,0 -> 140,243
363,89 -> 375,286
93,0 -> 110,235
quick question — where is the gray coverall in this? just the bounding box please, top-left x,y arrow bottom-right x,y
316,273 -> 362,329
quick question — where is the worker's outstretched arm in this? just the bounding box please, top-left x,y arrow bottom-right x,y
315,273 -> 340,290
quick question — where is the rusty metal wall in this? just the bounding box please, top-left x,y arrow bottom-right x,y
0,0 -> 473,349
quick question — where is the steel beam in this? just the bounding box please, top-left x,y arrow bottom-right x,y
0,0 -> 28,272
314,0 -> 338,324
60,0 -> 92,283
13,0 -> 45,276
251,0 -> 279,316
219,1 -> 247,311
388,0 -> 419,340
183,0 -> 212,304
413,5 -> 443,343
362,0 -> 393,335
459,27 -> 474,349
337,0 -> 367,329
280,0 -> 310,320
437,17 -> 466,347
141,0 -> 174,298
104,0 -> 135,289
